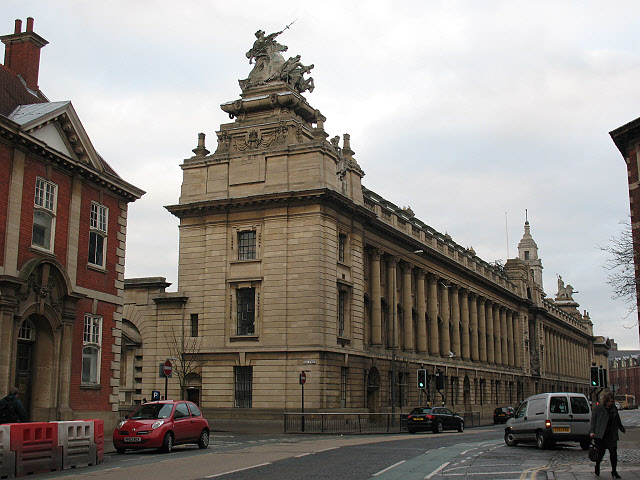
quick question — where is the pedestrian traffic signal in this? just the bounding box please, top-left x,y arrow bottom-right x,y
590,366 -> 600,387
435,369 -> 444,391
417,369 -> 427,389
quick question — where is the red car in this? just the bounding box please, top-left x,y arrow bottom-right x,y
113,400 -> 209,454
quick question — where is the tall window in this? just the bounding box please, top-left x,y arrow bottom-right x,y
82,315 -> 102,384
338,233 -> 347,263
190,313 -> 199,337
237,288 -> 255,335
234,366 -> 252,407
238,231 -> 256,260
88,202 -> 108,267
341,367 -> 348,408
32,177 -> 57,250
338,290 -> 347,337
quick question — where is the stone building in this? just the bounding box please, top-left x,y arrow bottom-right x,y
0,18 -> 143,427
124,30 -> 596,426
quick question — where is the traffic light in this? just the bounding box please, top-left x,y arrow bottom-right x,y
600,367 -> 607,389
417,369 -> 427,389
590,366 -> 600,387
435,369 -> 444,391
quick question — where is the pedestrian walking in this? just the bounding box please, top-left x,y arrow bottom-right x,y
0,387 -> 28,424
590,391 -> 626,478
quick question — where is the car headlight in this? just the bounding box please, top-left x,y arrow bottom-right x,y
117,420 -> 126,429
152,420 -> 165,429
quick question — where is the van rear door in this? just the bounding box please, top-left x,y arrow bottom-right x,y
569,395 -> 591,436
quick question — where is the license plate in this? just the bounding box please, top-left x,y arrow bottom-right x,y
414,417 -> 424,421
553,427 -> 570,432
124,437 -> 142,442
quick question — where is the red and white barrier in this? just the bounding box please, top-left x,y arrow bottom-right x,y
9,422 -> 61,476
0,425 -> 16,479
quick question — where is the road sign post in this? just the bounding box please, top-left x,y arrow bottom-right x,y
163,359 -> 172,400
300,371 -> 307,432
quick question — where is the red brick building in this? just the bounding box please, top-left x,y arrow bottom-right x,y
0,18 -> 143,427
610,119 -> 640,347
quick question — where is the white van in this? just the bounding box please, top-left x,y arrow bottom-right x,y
504,392 -> 591,450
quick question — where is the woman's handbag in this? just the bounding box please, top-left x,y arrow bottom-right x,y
588,441 -> 599,462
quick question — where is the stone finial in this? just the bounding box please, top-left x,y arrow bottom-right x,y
343,133 -> 355,156
192,132 -> 210,156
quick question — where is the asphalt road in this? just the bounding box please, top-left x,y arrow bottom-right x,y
27,409 -> 640,480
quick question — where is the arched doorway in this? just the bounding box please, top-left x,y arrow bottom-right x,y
16,314 -> 55,421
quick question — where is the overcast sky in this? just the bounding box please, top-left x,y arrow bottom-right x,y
4,1 -> 640,349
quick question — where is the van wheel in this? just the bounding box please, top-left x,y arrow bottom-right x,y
504,430 -> 518,446
433,421 -> 443,434
580,440 -> 590,451
536,431 -> 547,450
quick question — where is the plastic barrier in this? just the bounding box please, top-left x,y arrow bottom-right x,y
10,422 -> 60,476
56,421 -> 96,470
84,419 -> 104,464
0,425 -> 16,479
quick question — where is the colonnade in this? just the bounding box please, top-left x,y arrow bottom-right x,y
369,249 -> 522,368
543,327 -> 589,380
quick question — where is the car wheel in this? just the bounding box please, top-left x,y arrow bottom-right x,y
161,432 -> 173,453
116,448 -> 126,454
536,431 -> 547,450
579,440 -> 590,451
504,429 -> 518,447
458,421 -> 464,433
198,429 -> 209,449
433,421 -> 443,434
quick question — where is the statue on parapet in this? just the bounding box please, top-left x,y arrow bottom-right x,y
239,22 -> 315,94
556,274 -> 579,300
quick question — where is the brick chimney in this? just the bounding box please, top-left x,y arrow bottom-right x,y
1,18 -> 48,92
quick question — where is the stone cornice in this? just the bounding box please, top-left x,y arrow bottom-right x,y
0,117 -> 145,202
165,188 -> 375,221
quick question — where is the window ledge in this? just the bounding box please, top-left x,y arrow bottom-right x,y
338,336 -> 351,346
80,383 -> 102,390
29,246 -> 56,258
230,335 -> 259,342
230,259 -> 261,265
87,263 -> 107,273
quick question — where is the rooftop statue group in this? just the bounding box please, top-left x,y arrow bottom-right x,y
239,24 -> 315,94
556,275 -> 578,301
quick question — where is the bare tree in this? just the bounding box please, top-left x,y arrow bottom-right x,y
165,309 -> 202,399
599,219 -> 639,319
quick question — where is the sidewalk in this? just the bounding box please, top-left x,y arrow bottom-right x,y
548,427 -> 640,479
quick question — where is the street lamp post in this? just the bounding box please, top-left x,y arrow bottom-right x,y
391,260 -> 396,426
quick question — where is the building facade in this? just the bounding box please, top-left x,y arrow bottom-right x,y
610,119 -> 640,346
0,18 -> 144,427
124,31 -> 597,425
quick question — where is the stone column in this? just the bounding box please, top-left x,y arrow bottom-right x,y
544,327 -> 550,374
477,297 -> 487,363
469,293 -> 479,361
493,304 -> 502,365
371,249 -> 383,346
460,289 -> 471,360
388,257 -> 400,350
428,273 -> 440,356
58,313 -> 75,420
402,263 -> 414,352
486,301 -> 495,364
450,285 -> 461,358
514,311 -> 522,368
416,269 -> 427,353
440,281 -> 451,357
506,309 -> 514,367
500,307 -> 508,366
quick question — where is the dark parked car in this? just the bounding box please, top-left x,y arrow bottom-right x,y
113,400 -> 209,454
493,406 -> 515,424
407,406 -> 464,434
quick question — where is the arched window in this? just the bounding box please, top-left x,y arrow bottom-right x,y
18,319 -> 36,341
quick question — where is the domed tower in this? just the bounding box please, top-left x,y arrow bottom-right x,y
517,217 -> 544,292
